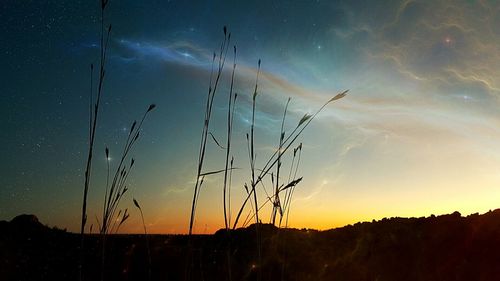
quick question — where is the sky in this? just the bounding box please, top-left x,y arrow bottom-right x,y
3,0 -> 500,234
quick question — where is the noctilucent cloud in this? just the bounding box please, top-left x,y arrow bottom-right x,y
3,0 -> 500,233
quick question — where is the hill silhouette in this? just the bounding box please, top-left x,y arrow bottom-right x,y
2,210 -> 500,280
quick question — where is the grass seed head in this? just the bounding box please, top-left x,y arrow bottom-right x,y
133,198 -> 141,210
147,104 -> 156,112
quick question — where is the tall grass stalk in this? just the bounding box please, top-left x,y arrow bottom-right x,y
223,45 -> 237,230
189,26 -> 231,236
248,59 -> 263,281
134,198 -> 151,281
270,98 -> 290,225
79,1 -> 111,280
281,143 -> 302,228
279,143 -> 302,281
222,45 -> 237,281
250,59 -> 261,226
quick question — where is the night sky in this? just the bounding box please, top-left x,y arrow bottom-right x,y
3,0 -> 500,234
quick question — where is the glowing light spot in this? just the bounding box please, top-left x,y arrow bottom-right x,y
181,52 -> 193,58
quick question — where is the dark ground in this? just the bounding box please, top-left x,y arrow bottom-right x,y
2,210 -> 500,281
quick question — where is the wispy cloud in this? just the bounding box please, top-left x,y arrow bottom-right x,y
362,0 -> 500,103
115,39 -> 213,67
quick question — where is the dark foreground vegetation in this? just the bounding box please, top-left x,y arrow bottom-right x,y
2,210 -> 500,281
